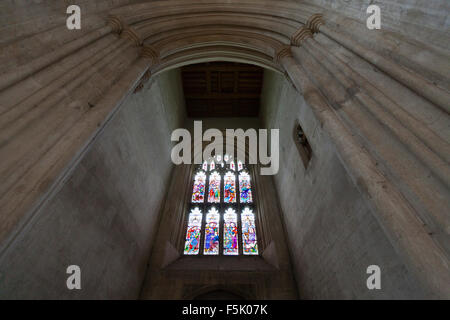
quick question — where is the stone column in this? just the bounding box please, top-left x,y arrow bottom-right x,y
276,14 -> 450,298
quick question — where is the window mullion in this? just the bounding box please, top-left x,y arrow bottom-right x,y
185,157 -> 258,257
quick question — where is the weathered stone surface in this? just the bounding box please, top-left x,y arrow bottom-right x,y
0,70 -> 185,299
261,70 -> 428,299
0,0 -> 448,299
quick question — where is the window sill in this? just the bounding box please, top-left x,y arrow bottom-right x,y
164,255 -> 276,272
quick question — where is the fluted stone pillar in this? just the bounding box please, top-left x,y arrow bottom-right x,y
275,13 -> 450,297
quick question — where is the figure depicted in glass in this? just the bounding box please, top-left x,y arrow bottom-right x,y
224,171 -> 236,203
223,208 -> 239,255
204,207 -> 220,255
184,208 -> 203,255
241,208 -> 258,255
187,156 -> 259,256
191,171 -> 206,203
208,171 -> 221,203
239,171 -> 253,203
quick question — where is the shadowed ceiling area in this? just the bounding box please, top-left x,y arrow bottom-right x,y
181,62 -> 263,117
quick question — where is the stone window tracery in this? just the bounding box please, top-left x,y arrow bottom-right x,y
184,155 -> 258,256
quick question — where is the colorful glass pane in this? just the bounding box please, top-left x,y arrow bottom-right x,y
208,171 -> 221,203
204,207 -> 220,255
241,208 -> 258,255
239,171 -> 252,203
223,208 -> 239,255
224,171 -> 236,203
202,161 -> 208,171
210,161 -> 215,171
191,171 -> 206,203
184,208 -> 203,255
237,160 -> 243,171
230,161 -> 235,171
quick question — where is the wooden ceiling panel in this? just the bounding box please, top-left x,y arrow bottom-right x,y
182,62 -> 263,117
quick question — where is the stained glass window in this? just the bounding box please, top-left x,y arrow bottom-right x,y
239,171 -> 252,203
191,171 -> 206,203
208,171 -> 220,203
204,207 -> 220,255
187,157 -> 258,256
184,208 -> 203,255
241,208 -> 258,255
223,208 -> 239,255
208,171 -> 221,203
224,171 -> 236,203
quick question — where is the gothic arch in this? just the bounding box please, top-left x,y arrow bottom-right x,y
184,284 -> 255,300
0,0 -> 449,298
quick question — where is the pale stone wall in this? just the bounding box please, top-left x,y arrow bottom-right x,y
260,69 -> 427,299
0,69 -> 185,299
303,0 -> 450,50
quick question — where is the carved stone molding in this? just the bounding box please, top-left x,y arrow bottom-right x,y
121,26 -> 143,47
283,71 -> 297,89
107,16 -> 160,64
290,26 -> 313,46
107,15 -> 124,34
134,70 -> 152,93
141,46 -> 160,65
133,82 -> 144,93
306,13 -> 324,34
274,45 -> 293,63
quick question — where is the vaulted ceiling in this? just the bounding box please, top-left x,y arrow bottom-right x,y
181,62 -> 263,117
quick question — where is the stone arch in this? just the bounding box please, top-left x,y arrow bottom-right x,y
184,284 -> 255,300
194,290 -> 245,300
0,0 -> 449,299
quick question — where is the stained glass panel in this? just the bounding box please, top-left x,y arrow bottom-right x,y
186,160 -> 259,257
191,171 -> 206,203
204,207 -> 220,255
208,171 -> 221,203
184,208 -> 203,255
241,208 -> 258,255
239,171 -> 252,203
223,208 -> 239,255
224,171 -> 236,203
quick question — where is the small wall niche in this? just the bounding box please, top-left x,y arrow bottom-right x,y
293,121 -> 312,169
